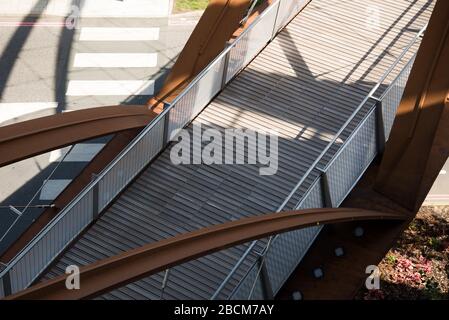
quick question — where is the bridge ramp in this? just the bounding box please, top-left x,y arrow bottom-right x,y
41,0 -> 433,299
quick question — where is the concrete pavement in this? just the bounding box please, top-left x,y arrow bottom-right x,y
424,159 -> 449,205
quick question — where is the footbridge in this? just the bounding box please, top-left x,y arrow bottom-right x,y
0,0 -> 441,299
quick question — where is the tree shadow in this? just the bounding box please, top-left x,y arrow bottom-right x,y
55,0 -> 85,113
0,0 -> 50,99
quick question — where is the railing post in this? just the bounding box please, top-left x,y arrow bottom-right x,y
92,174 -> 100,220
319,169 -> 333,208
159,269 -> 170,300
271,0 -> 282,39
256,254 -> 274,300
221,42 -> 232,90
2,270 -> 12,296
162,102 -> 171,145
375,99 -> 386,153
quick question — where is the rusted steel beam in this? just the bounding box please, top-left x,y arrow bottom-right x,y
148,0 -> 255,113
0,105 -> 157,168
6,208 -> 404,300
375,0 -> 449,212
0,129 -> 140,263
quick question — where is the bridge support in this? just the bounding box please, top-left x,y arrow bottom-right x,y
4,208 -> 404,300
319,170 -> 333,208
375,0 -> 449,212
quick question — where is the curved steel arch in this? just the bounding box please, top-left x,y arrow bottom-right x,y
5,207 -> 404,300
0,105 -> 156,168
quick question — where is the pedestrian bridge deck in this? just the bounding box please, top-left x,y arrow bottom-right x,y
42,0 -> 433,299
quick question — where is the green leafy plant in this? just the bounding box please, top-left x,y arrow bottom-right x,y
385,254 -> 397,265
428,237 -> 441,250
175,0 -> 209,12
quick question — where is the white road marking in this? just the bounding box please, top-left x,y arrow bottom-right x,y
0,102 -> 57,124
79,0 -> 171,18
79,27 -> 160,41
49,144 -> 105,163
66,80 -> 155,96
440,169 -> 447,175
1,0 -> 171,18
49,147 -> 69,163
73,53 -> 158,68
39,179 -> 72,201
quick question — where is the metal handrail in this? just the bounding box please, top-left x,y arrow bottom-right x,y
211,23 -> 427,299
241,0 -> 260,25
319,55 -> 416,176
0,145 -> 74,245
0,0 -> 284,285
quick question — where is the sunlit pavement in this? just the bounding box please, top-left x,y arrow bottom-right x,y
0,2 -> 201,254
425,159 -> 449,206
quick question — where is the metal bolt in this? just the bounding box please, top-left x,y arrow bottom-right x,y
292,291 -> 303,300
313,268 -> 324,279
354,226 -> 364,237
334,247 -> 344,257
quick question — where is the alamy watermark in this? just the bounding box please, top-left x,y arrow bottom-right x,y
65,5 -> 81,30
169,123 -> 279,176
365,265 -> 380,290
65,265 -> 80,290
366,5 -> 381,30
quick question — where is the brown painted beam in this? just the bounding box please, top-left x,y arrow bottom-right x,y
375,0 -> 449,212
0,128 -> 140,263
5,208 -> 404,300
0,105 -> 157,168
279,2 -> 449,299
277,163 -> 413,300
148,0 -> 255,113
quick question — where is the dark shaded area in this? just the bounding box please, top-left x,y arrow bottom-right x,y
55,0 -> 85,113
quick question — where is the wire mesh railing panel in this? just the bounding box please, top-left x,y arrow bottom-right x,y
98,116 -> 165,211
4,189 -> 94,296
226,1 -> 280,82
381,58 -> 415,139
167,58 -> 226,139
325,109 -> 377,207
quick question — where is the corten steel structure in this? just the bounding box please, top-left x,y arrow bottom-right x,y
0,0 -> 255,168
374,0 -> 449,212
0,0 -> 263,264
0,106 -> 157,167
6,209 -> 404,300
0,0 -> 447,299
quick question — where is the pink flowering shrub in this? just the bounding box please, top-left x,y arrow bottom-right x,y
390,256 -> 432,288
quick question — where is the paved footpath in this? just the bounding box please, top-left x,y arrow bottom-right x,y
424,159 -> 449,206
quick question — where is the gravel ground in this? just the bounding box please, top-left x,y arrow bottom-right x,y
357,206 -> 449,300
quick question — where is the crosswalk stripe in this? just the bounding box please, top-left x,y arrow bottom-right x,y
0,102 -> 57,124
39,179 -> 72,201
73,53 -> 158,68
49,144 -> 105,163
66,80 -> 155,96
79,0 -> 171,18
2,0 -> 171,18
79,27 -> 160,41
